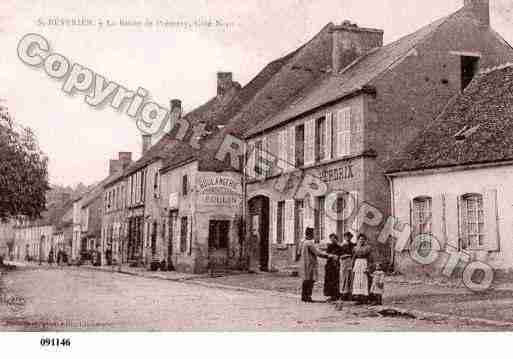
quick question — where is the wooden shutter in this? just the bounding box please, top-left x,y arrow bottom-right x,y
247,140 -> 255,178
458,195 -> 468,251
287,127 -> 295,171
431,194 -> 445,248
278,130 -> 287,169
284,200 -> 295,244
325,197 -> 337,240
270,200 -> 277,245
260,136 -> 268,179
445,193 -> 460,252
303,198 -> 315,231
304,119 -> 315,166
350,191 -> 359,235
325,112 -> 333,160
483,188 -> 500,252
336,107 -> 351,157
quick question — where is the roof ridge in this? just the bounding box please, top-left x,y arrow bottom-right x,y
479,62 -> 513,75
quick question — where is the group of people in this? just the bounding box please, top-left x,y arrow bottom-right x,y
299,227 -> 384,305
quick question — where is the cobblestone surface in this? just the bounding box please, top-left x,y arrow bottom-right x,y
0,267 -> 510,331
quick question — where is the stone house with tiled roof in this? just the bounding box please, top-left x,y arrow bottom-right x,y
387,63 -> 513,277
242,0 -> 513,271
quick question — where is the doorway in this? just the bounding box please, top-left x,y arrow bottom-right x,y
168,211 -> 178,269
248,196 -> 270,271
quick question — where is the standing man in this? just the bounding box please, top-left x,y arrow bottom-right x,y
299,227 -> 336,303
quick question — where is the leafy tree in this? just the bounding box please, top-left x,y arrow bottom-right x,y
0,101 -> 49,221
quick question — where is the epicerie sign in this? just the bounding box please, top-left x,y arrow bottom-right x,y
197,174 -> 242,208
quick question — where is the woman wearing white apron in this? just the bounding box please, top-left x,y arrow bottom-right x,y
352,234 -> 372,304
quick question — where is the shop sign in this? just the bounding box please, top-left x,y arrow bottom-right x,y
197,174 -> 242,209
320,163 -> 355,183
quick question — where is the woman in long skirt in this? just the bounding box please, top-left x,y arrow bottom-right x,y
324,234 -> 343,301
352,234 -> 372,304
339,232 -> 355,301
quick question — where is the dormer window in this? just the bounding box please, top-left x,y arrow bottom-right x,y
461,56 -> 480,91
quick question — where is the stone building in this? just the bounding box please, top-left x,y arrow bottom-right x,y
243,0 -> 513,271
387,63 -> 513,276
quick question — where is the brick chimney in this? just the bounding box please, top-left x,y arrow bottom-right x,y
118,152 -> 132,169
331,21 -> 384,74
142,134 -> 151,156
464,0 -> 490,27
109,159 -> 121,175
217,72 -> 234,96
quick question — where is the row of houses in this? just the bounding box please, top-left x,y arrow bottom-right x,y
9,0 -> 513,277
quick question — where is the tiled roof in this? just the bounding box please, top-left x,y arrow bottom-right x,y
245,15 -> 451,137
388,64 -> 513,173
161,23 -> 348,172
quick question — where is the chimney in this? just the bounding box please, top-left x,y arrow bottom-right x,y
118,152 -> 132,169
109,159 -> 121,175
331,21 -> 384,74
217,72 -> 233,96
141,134 -> 151,156
464,0 -> 490,27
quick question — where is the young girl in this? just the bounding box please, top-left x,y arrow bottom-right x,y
370,263 -> 385,305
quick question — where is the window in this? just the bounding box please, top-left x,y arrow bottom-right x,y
208,220 -> 230,250
315,196 -> 326,242
315,117 -> 326,162
336,108 -> 351,157
182,174 -> 189,196
412,197 -> 432,237
180,216 -> 188,253
460,193 -> 485,250
461,56 -> 479,91
276,201 -> 285,244
294,199 -> 304,244
295,124 -> 304,167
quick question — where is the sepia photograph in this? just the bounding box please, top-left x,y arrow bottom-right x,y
1,0 -> 513,355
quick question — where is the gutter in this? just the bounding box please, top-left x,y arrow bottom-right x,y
386,158 -> 513,178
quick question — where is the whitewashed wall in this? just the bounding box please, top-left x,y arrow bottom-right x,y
392,164 -> 513,270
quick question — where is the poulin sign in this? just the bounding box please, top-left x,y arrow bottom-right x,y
197,174 -> 243,209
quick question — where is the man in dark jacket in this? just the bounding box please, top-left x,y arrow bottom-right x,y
299,227 -> 336,303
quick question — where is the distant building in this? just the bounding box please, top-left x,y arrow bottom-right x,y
388,63 -> 513,275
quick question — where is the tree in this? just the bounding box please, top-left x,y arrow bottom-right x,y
0,100 -> 49,221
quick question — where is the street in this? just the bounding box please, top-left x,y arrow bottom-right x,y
0,267 -> 510,331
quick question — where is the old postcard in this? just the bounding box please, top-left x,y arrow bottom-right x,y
1,0 -> 513,355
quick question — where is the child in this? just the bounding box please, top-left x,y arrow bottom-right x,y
370,263 -> 385,305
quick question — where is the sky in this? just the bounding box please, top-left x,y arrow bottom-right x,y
1,0 -> 512,187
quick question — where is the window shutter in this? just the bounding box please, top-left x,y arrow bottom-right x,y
270,200 -> 277,245
260,136 -> 268,179
483,188 -> 500,252
325,112 -> 333,160
445,193 -> 460,252
336,107 -> 351,157
431,194 -> 445,248
268,132 -> 278,177
303,198 -> 315,231
350,191 -> 360,235
458,195 -> 468,251
325,197 -> 337,240
304,119 -> 315,166
278,130 -> 287,169
287,127 -> 295,171
411,199 -> 418,238
247,141 -> 255,178
284,200 -> 295,244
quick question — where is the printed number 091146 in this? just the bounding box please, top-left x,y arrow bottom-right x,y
40,338 -> 71,347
